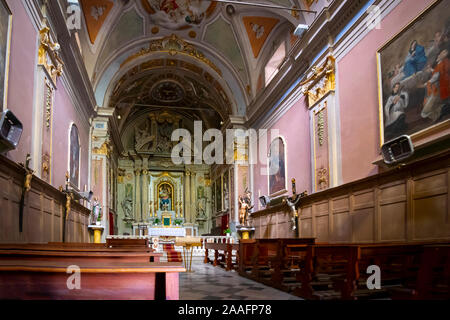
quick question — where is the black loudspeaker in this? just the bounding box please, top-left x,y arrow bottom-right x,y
381,135 -> 414,165
0,110 -> 23,153
259,195 -> 270,208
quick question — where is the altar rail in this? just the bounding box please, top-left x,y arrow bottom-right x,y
251,150 -> 450,243
0,155 -> 90,243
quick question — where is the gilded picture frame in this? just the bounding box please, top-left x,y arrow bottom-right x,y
0,0 -> 12,110
376,0 -> 450,146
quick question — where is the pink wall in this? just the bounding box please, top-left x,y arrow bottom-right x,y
338,0 -> 435,184
3,1 -> 90,191
4,0 -> 37,164
253,96 -> 312,210
52,78 -> 90,191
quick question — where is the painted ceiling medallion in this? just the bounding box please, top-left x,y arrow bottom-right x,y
80,0 -> 114,44
243,16 -> 280,58
151,80 -> 185,103
141,0 -> 216,30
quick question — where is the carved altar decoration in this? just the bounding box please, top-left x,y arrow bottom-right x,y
38,26 -> 63,84
121,183 -> 134,223
300,56 -> 335,108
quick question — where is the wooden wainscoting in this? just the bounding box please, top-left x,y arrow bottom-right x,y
252,151 -> 450,243
0,155 -> 90,243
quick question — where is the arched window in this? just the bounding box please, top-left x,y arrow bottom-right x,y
265,42 -> 286,86
69,124 -> 80,188
268,137 -> 287,196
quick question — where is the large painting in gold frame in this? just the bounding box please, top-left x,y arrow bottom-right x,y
377,0 -> 450,145
0,0 -> 12,110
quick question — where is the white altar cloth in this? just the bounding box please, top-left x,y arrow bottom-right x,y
148,227 -> 186,237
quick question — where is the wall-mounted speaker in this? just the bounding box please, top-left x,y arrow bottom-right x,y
381,135 -> 414,165
0,110 -> 23,153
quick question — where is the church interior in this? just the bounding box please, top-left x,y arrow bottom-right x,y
0,0 -> 449,302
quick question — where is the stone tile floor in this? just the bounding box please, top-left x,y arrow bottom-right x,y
179,263 -> 302,300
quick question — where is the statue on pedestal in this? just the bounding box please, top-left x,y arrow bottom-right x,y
121,196 -> 133,221
239,189 -> 254,227
91,198 -> 102,225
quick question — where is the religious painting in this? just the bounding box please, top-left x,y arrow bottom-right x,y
158,182 -> 173,211
142,0 -> 216,30
69,124 -> 80,188
0,0 -> 12,109
377,0 -> 450,143
268,137 -> 287,196
222,170 -> 229,211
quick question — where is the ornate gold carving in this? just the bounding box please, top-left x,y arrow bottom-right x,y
38,26 -> 63,83
317,109 -> 325,146
93,141 -> 110,156
300,56 -> 335,107
45,81 -> 53,128
122,34 -> 222,76
317,167 -> 329,190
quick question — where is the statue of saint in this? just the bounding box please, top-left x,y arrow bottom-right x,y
121,196 -> 133,220
239,189 -> 254,227
91,198 -> 102,225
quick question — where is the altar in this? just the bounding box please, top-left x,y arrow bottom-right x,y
148,227 -> 186,237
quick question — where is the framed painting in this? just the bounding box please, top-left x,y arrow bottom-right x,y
222,169 -> 229,211
377,0 -> 450,144
0,0 -> 12,110
268,137 -> 287,197
69,124 -> 80,188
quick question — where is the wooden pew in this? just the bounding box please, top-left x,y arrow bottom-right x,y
205,242 -> 239,271
415,244 -> 450,300
238,239 -> 256,276
0,259 -> 184,300
106,238 -> 149,248
0,244 -> 162,262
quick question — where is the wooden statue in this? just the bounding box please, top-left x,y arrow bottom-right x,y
239,189 -> 254,226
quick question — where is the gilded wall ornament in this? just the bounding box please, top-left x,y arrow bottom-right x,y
300,56 -> 335,107
38,26 -> 63,84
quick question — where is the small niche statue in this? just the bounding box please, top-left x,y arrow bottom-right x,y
239,189 -> 254,227
91,198 -> 102,225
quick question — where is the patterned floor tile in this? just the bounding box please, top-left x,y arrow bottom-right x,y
180,263 -> 302,300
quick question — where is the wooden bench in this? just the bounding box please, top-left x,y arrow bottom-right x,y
205,242 -> 239,271
0,244 -> 162,262
106,238 -> 149,248
0,259 -> 184,300
238,239 -> 256,275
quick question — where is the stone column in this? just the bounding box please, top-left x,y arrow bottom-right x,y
184,171 -> 191,222
135,169 -> 141,222
190,172 -> 197,223
142,170 -> 149,222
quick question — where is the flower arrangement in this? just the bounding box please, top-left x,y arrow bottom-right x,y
153,218 -> 161,226
224,228 -> 231,235
174,219 -> 183,226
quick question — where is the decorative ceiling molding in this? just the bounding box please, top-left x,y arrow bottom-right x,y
120,34 -> 222,77
80,0 -> 114,44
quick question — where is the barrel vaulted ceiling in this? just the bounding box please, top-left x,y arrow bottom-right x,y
77,0 -> 319,124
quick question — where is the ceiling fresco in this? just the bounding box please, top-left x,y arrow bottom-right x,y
76,0 -> 312,129
141,0 -> 217,30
